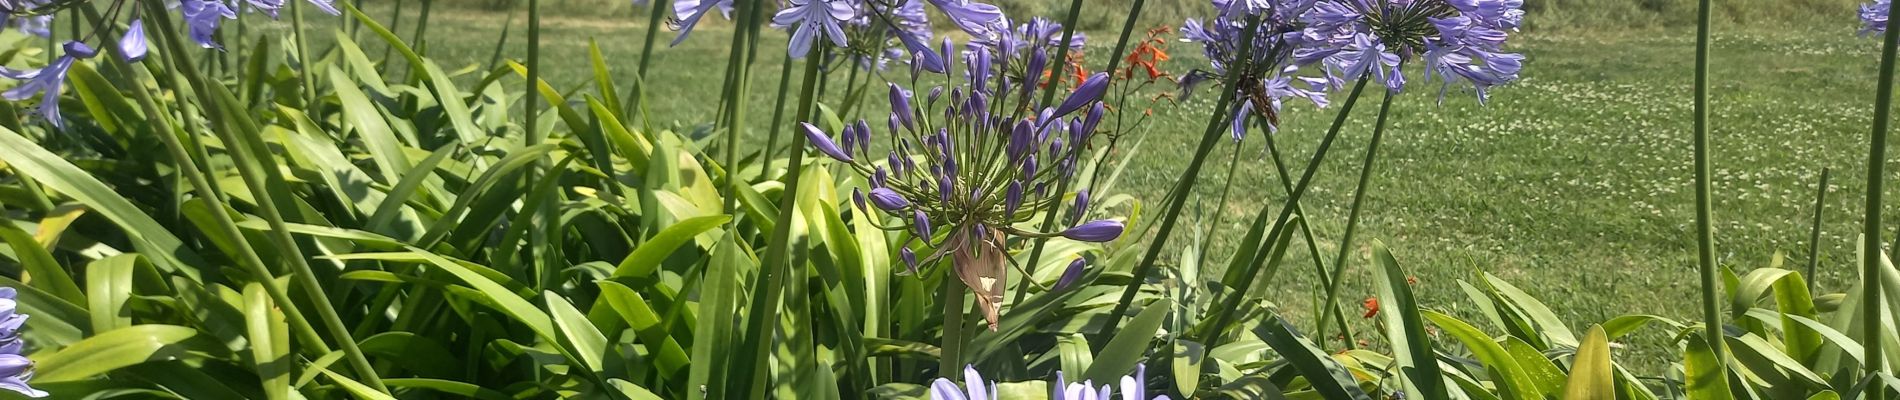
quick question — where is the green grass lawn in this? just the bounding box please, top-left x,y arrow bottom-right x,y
277,4 -> 1888,368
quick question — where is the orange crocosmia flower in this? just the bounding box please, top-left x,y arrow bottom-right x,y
1067,63 -> 1089,88
1361,297 -> 1380,318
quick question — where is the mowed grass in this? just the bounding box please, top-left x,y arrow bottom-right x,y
274,5 -> 1887,368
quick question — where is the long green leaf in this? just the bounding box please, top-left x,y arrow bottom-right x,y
1562,325 -> 1614,400
32,325 -> 204,382
0,127 -> 202,278
1083,299 -> 1170,383
1425,311 -> 1541,400
0,221 -> 82,304
1256,316 -> 1372,400
1369,241 -> 1446,399
83,255 -> 140,333
243,283 -> 291,400
1684,333 -> 1734,400
598,281 -> 690,385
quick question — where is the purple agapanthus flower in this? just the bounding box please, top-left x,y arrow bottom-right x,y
0,0 -> 53,37
925,0 -> 1005,36
811,27 -> 1117,329
1863,0 -> 1891,35
670,0 -> 734,46
930,366 -> 998,400
1297,0 -> 1525,101
174,0 -> 339,49
120,20 -> 149,63
774,0 -> 856,57
180,0 -> 238,49
0,41 -> 94,129
0,288 -> 45,398
1179,0 -> 1331,137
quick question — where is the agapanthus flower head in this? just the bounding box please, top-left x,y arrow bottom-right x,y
0,288 -> 45,398
1055,365 -> 1173,400
670,0 -> 734,46
1,42 -> 84,129
774,0 -> 856,58
1863,0 -> 1891,35
810,30 -> 1117,330
174,0 -> 338,49
925,0 -> 1005,36
930,365 -> 998,400
1054,371 -> 1112,400
1180,0 -> 1332,138
1296,0 -> 1525,101
0,0 -> 53,37
935,364 -> 1169,400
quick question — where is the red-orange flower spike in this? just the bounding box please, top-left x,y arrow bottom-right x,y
1361,297 -> 1380,318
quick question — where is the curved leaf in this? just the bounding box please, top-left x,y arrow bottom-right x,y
0,127 -> 201,278
1083,299 -> 1170,383
1369,242 -> 1446,400
1425,310 -> 1541,400
1256,316 -> 1372,400
1562,325 -> 1614,400
33,325 -> 203,382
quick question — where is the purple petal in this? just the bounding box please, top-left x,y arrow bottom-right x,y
1061,220 -> 1124,242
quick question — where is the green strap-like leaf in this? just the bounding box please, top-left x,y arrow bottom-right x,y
1562,325 -> 1614,400
1683,333 -> 1734,400
1084,299 -> 1171,383
243,283 -> 291,400
84,255 -> 141,333
1425,310 -> 1541,400
1256,316 -> 1373,400
1369,241 -> 1447,400
0,221 -> 82,304
32,325 -> 203,382
0,128 -> 203,279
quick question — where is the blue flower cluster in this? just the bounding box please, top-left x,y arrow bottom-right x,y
800,3 -> 1122,330
0,288 -> 44,398
0,0 -> 337,129
1179,0 -> 1525,139
928,365 -> 1169,400
1863,0 -> 1891,35
1296,0 -> 1524,102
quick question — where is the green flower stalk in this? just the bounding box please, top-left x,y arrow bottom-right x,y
1859,0 -> 1900,385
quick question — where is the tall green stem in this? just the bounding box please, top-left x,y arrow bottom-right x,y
1257,119 -> 1355,349
412,0 -> 435,53
626,0 -> 670,119
717,0 -> 764,214
1315,90 -> 1395,347
1690,0 -> 1726,366
290,0 -> 317,106
380,0 -> 405,74
762,56 -> 798,178
140,3 -> 387,392
1038,0 -> 1085,107
730,43 -> 828,399
525,0 -> 541,143
1194,142 -> 1245,271
1017,0 -> 1140,299
1105,17 -> 1265,324
1200,77 -> 1368,345
1807,168 -> 1829,292
1862,0 -> 1900,385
